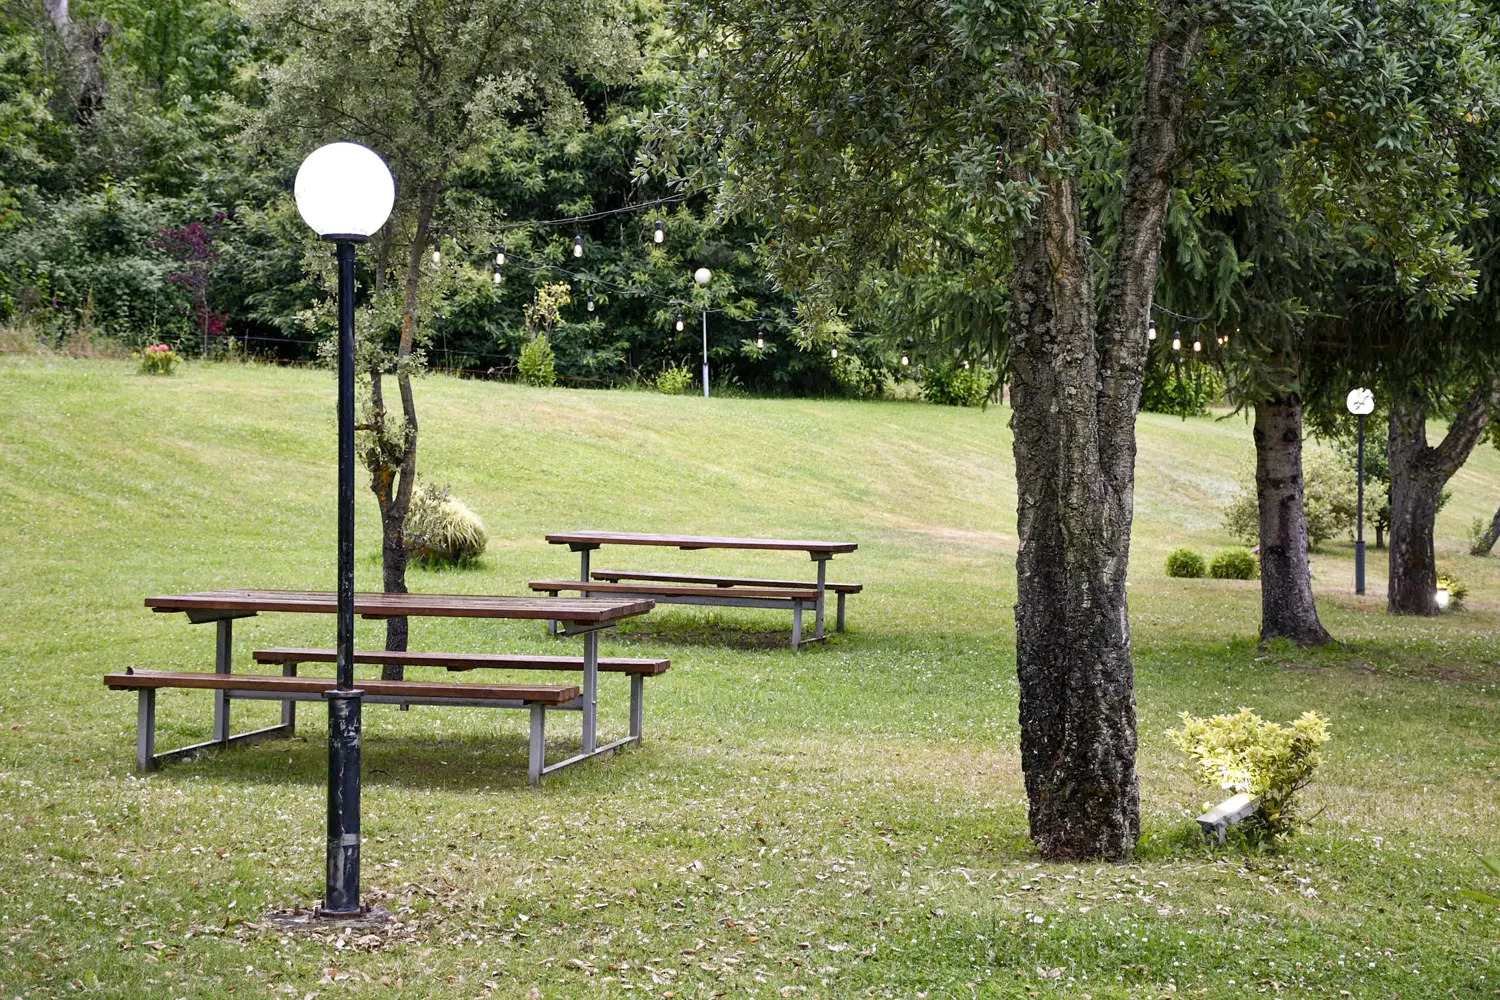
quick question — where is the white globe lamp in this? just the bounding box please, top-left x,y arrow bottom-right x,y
294,142 -> 395,240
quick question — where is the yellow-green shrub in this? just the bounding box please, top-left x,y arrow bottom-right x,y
406,484 -> 488,566
1167,708 -> 1331,844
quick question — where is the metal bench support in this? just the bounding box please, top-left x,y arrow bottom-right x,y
629,674 -> 644,740
811,553 -> 831,642
213,618 -> 232,743
836,592 -> 847,633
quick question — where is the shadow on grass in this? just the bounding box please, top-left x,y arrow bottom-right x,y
615,611 -> 834,650
145,728 -> 651,793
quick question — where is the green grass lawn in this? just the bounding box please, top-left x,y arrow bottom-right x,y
1,356 -> 1497,999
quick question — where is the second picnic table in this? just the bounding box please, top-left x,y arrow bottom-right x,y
532,531 -> 860,648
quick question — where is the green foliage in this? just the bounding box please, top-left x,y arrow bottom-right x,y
517,335 -> 557,388
1222,454 -> 1357,550
920,363 -> 991,407
1168,709 -> 1332,844
830,353 -> 886,400
1460,857 -> 1500,911
135,343 -> 181,375
653,365 -> 695,395
1469,516 -> 1499,557
1165,549 -> 1206,579
1437,573 -> 1469,610
1209,549 -> 1258,581
1141,361 -> 1225,418
404,483 -> 487,566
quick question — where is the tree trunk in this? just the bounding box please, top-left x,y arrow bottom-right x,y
1009,16 -> 1200,861
42,0 -> 108,124
1387,381 -> 1500,614
1473,503 -> 1500,556
1253,392 -> 1332,646
367,179 -> 439,677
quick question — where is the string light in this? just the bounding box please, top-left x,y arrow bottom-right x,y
900,354 -> 909,366
675,314 -> 685,332
573,235 -> 584,258
1147,318 -> 1157,341
587,293 -> 596,313
492,268 -> 502,285
1193,330 -> 1202,353
756,334 -> 765,348
962,360 -> 970,369
430,248 -> 441,267
495,247 -> 506,266
830,348 -> 839,359
653,220 -> 664,244
1172,329 -> 1182,351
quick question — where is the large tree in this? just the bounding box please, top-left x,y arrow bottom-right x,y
654,0 -> 1500,858
247,0 -> 639,667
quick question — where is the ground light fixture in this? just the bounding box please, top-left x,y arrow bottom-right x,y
1347,387 -> 1376,595
654,220 -> 664,244
293,140 -> 395,920
694,268 -> 712,397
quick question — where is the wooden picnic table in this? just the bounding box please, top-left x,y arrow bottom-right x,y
144,590 -> 654,773
542,532 -> 859,646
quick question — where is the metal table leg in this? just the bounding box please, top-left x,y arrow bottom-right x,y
581,629 -> 598,753
811,554 -> 831,642
214,619 -> 233,743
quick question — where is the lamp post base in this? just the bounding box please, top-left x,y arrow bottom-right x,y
262,904 -> 395,932
1354,540 -> 1366,595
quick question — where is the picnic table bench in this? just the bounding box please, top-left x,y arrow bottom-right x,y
114,591 -> 659,784
532,532 -> 860,648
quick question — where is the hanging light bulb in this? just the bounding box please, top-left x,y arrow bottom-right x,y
1193,330 -> 1202,353
573,235 -> 583,258
962,360 -> 970,369
492,269 -> 502,285
901,354 -> 910,366
1172,329 -> 1182,351
495,247 -> 506,267
830,348 -> 839,359
430,247 -> 441,267
756,334 -> 765,349
587,293 -> 595,313
653,220 -> 664,244
1147,318 -> 1158,341
675,314 -> 685,332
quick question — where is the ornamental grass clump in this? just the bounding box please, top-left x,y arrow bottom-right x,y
1168,708 -> 1332,845
1209,548 -> 1258,580
405,484 -> 487,566
1165,548 -> 1206,578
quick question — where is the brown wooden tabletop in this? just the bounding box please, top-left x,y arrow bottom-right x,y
545,531 -> 857,554
145,590 -> 655,623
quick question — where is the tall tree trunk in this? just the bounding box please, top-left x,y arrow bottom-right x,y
1010,16 -> 1201,861
366,180 -> 439,678
42,0 -> 108,124
1253,389 -> 1332,646
1387,380 -> 1500,614
1472,503 -> 1500,556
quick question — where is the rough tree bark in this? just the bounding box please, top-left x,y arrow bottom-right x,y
1253,384 -> 1333,646
1009,16 -> 1202,861
366,179 -> 439,677
1473,503 -> 1500,556
1387,380 -> 1500,614
41,0 -> 108,124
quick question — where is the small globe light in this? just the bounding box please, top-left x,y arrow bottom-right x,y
694,267 -> 712,286
1346,387 -> 1375,415
573,235 -> 584,258
294,142 -> 395,239
654,220 -> 665,244
675,314 -> 685,332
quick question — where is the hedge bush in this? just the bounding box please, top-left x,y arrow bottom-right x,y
1165,548 -> 1206,578
1209,548 -> 1258,580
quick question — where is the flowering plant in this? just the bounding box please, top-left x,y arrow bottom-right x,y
137,343 -> 183,375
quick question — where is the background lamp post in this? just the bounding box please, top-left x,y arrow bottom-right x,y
1347,387 -> 1376,596
694,267 -> 712,398
293,141 -> 394,919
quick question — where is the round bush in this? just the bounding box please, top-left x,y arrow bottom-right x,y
406,484 -> 488,566
1209,548 -> 1258,580
1165,548 -> 1206,579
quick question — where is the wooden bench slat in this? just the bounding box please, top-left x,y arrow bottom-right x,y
529,580 -> 820,600
546,531 -> 857,554
591,570 -> 862,593
251,647 -> 670,676
145,590 -> 654,623
105,670 -> 579,704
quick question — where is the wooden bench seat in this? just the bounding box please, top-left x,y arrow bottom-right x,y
530,579 -> 821,600
105,669 -> 604,785
251,647 -> 671,676
592,569 -> 862,594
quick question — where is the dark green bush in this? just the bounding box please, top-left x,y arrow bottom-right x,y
920,363 -> 993,406
1165,548 -> 1206,578
1209,548 -> 1258,580
1141,362 -> 1226,417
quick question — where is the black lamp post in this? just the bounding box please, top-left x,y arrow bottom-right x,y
294,142 -> 395,918
1347,387 -> 1375,596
